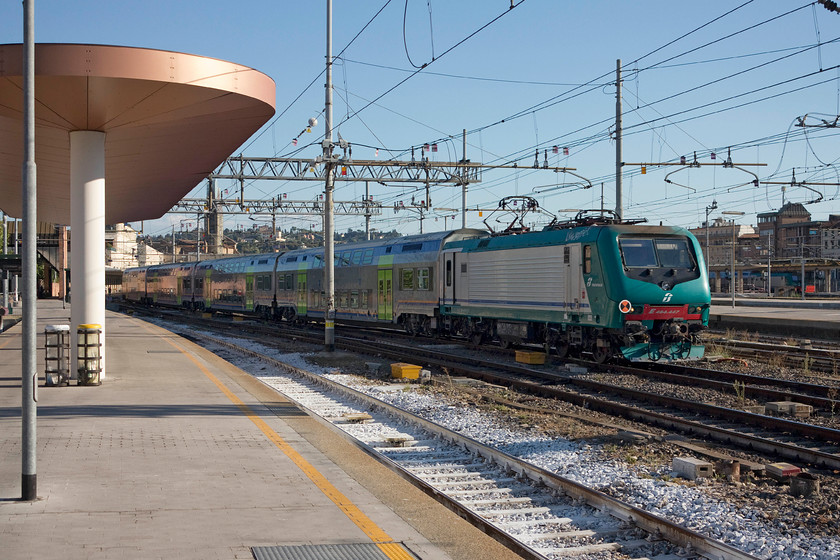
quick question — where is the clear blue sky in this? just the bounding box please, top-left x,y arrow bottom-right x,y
2,1 -> 839,239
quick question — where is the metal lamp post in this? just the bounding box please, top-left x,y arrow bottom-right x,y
722,211 -> 745,308
765,229 -> 773,297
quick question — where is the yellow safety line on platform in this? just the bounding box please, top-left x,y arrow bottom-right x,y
136,322 -> 413,560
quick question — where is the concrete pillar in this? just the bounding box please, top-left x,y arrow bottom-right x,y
70,131 -> 106,380
714,275 -> 722,294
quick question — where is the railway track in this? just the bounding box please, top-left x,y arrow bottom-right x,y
123,303 -> 840,470
704,334 -> 840,375
349,337 -> 840,470
184,329 -> 757,560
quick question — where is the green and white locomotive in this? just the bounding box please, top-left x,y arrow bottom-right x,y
438,210 -> 710,362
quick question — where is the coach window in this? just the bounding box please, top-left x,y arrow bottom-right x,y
350,290 -> 359,308
583,245 -> 592,274
446,260 -> 452,287
417,267 -> 430,290
401,268 -> 414,290
362,248 -> 374,265
352,251 -> 363,265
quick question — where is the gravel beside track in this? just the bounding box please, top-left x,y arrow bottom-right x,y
158,319 -> 840,560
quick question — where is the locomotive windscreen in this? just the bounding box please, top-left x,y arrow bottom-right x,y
619,237 -> 696,270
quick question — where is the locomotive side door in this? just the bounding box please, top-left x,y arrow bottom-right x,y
566,244 -> 581,310
442,252 -> 455,305
377,269 -> 393,321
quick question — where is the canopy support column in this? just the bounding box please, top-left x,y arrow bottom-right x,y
70,130 -> 106,380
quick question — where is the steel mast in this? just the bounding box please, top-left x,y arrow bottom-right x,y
614,59 -> 623,220
323,0 -> 336,351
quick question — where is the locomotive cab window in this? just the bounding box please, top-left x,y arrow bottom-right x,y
654,239 -> 694,268
619,239 -> 658,268
619,236 -> 700,287
619,237 -> 695,269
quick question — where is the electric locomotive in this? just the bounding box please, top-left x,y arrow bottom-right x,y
438,207 -> 710,362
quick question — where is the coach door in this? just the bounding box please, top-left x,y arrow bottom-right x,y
296,272 -> 307,316
442,252 -> 455,305
377,269 -> 393,321
566,244 -> 581,311
204,269 -> 212,307
245,273 -> 254,311
176,271 -> 183,305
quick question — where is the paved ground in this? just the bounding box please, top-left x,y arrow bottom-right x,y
0,300 -> 522,560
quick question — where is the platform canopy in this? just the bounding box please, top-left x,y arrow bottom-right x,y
0,43 -> 276,224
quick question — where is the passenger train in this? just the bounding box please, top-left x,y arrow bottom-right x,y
123,210 -> 711,362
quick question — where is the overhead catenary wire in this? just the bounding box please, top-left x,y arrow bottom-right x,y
148,1 -> 839,239
240,0 -> 395,154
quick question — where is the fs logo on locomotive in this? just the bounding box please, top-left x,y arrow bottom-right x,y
662,293 -> 673,302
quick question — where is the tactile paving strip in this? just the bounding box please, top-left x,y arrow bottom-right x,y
252,543 -> 418,560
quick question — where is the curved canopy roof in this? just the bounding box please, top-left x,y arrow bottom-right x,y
0,43 -> 275,224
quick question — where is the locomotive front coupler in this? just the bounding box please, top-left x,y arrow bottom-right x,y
624,321 -> 644,334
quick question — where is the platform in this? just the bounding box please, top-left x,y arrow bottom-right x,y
710,297 -> 840,339
0,300 -> 520,560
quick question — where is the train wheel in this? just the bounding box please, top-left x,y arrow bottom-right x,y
470,332 -> 484,347
592,341 -> 611,364
592,346 -> 610,364
499,339 -> 513,350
